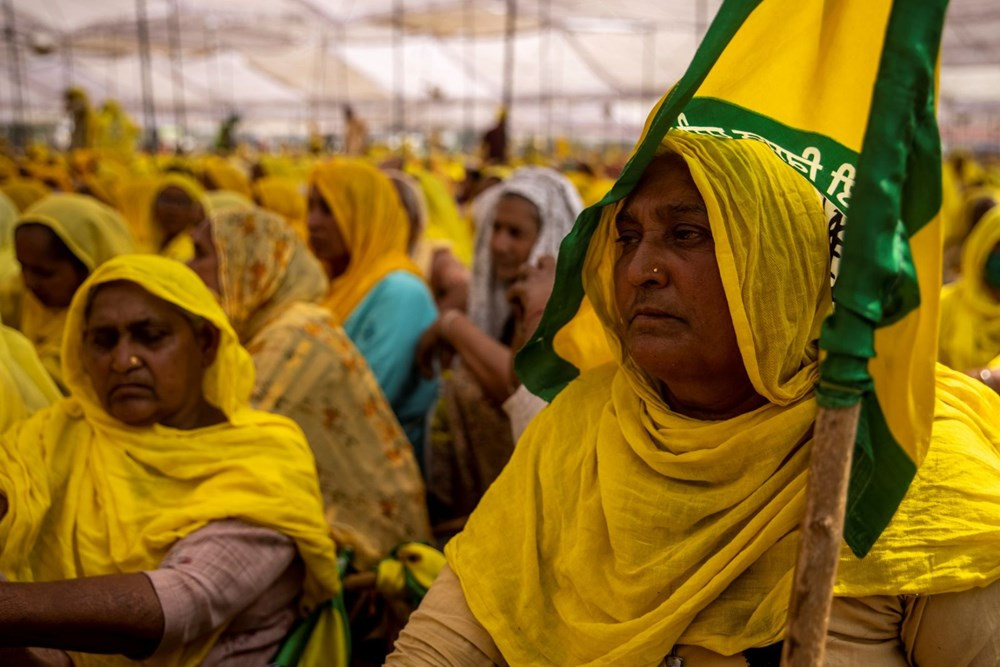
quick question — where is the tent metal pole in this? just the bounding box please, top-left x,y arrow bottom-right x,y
62,36 -> 74,92
502,0 -> 516,119
392,0 -> 404,140
3,0 -> 26,150
135,0 -> 158,151
463,0 -> 473,151
167,0 -> 187,149
542,0 -> 552,152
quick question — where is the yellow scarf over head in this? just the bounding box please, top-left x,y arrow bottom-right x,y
203,157 -> 253,197
210,207 -> 328,341
0,315 -> 60,432
447,132 -> 1000,664
0,255 -> 341,666
1,178 -> 49,212
252,176 -> 308,241
939,206 -> 1000,371
310,160 -> 422,321
16,193 -> 136,389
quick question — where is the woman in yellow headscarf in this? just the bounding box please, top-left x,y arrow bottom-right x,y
252,175 -> 308,240
308,160 -> 438,455
939,205 -> 1000,373
117,172 -> 210,262
13,193 -> 136,389
202,156 -> 253,198
0,254 -> 341,666
389,132 -> 1000,665
188,207 -> 430,568
1,177 -> 49,212
0,314 -> 60,431
0,191 -> 21,324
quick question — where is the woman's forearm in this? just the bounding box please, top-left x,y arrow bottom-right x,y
0,573 -> 164,659
444,313 -> 516,403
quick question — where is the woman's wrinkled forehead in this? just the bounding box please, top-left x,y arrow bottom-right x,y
618,153 -> 705,222
84,280 -> 200,332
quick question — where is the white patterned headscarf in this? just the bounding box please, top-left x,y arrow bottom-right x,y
469,167 -> 584,340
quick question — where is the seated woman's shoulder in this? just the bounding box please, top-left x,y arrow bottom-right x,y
377,270 -> 435,302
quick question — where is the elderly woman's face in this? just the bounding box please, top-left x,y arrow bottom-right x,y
15,224 -> 89,309
82,281 -> 220,429
491,194 -> 540,282
154,185 -> 204,242
187,220 -> 221,294
613,155 -> 749,411
307,185 -> 350,278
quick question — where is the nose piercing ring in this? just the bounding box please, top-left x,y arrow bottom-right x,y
128,355 -> 141,368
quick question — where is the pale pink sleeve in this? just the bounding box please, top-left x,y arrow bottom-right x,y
143,519 -> 296,654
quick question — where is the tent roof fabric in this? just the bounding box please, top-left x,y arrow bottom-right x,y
1,0 -> 997,145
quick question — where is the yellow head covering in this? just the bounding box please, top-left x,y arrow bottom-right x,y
939,206 -> 1000,371
203,157 -> 253,197
16,194 -> 137,388
209,207 -> 328,341
0,255 -> 341,666
447,132 -> 1000,663
406,166 -> 474,266
0,316 -> 60,431
310,160 -> 422,321
252,176 -> 308,240
1,178 -> 49,212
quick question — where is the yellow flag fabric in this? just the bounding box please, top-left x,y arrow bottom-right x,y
16,194 -> 137,388
0,255 -> 341,666
517,0 -> 947,556
310,160 -> 423,322
938,207 -> 1000,371
450,133 -> 1000,664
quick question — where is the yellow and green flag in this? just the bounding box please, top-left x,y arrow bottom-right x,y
517,0 -> 948,557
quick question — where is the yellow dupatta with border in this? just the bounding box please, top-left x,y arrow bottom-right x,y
0,255 -> 341,666
939,206 -> 1000,371
310,160 -> 422,321
446,132 -> 1000,664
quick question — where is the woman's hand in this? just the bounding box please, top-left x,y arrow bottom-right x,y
507,255 -> 557,353
416,315 -> 457,379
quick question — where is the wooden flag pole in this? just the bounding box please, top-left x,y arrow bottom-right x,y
781,402 -> 861,667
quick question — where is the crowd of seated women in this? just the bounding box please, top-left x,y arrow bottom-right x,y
1,128 -> 999,666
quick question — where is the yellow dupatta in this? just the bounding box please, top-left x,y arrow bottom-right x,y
1,178 -> 49,212
0,255 -> 341,666
407,166 -> 474,266
16,194 -> 136,389
117,173 -> 206,259
208,208 -> 430,567
253,176 -> 308,241
203,157 -> 253,197
446,132 -> 1000,664
939,206 -> 1000,371
0,316 -> 60,431
310,160 -> 422,321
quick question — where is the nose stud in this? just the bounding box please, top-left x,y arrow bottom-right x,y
128,355 -> 141,369
652,267 -> 659,274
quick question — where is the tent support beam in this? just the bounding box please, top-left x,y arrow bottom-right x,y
135,0 -> 158,151
167,0 -> 187,150
501,0 -> 516,115
3,0 -> 26,150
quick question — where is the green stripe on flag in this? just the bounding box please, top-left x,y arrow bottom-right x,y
819,0 -> 948,556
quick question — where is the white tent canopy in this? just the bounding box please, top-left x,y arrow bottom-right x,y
1,0 -> 998,148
